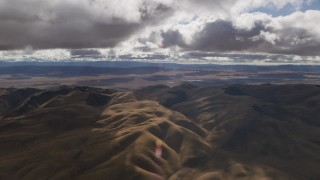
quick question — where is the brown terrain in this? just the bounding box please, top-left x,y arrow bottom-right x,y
0,65 -> 320,89
0,84 -> 319,180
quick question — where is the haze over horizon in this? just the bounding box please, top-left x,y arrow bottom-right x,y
0,0 -> 320,64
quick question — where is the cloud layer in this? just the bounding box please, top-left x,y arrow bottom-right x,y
0,0 -> 173,50
0,0 -> 319,64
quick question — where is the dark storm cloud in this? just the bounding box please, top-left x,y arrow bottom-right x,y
161,20 -> 267,51
161,30 -> 188,48
191,20 -> 265,51
161,19 -> 320,56
0,0 -> 173,50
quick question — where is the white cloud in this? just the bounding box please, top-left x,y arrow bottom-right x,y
232,13 -> 271,30
269,10 -> 320,39
259,31 -> 279,45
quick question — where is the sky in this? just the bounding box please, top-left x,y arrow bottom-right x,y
0,0 -> 320,64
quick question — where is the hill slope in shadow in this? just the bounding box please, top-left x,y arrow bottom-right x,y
0,84 -> 319,179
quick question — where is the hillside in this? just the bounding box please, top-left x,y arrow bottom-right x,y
0,84 -> 319,179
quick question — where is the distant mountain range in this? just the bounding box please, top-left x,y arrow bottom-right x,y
0,62 -> 320,89
1,61 -> 320,70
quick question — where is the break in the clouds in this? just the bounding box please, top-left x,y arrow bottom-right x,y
0,0 -> 319,64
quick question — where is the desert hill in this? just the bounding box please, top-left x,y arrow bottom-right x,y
0,84 -> 319,179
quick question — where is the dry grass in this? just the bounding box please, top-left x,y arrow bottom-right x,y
0,84 -> 319,179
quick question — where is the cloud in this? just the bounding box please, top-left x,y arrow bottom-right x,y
174,0 -> 308,17
190,20 -> 265,51
70,49 -> 102,58
180,51 -> 320,64
119,53 -> 168,60
160,10 -> 320,56
0,0 -> 319,63
161,30 -> 187,48
0,0 -> 173,50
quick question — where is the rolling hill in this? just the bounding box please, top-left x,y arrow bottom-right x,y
0,84 -> 319,179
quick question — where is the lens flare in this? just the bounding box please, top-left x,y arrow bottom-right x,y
155,140 -> 163,158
